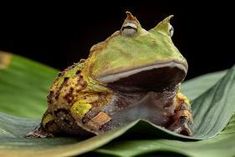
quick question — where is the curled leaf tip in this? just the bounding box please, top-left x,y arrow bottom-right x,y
0,51 -> 12,70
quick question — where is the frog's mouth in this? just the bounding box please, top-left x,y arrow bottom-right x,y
98,61 -> 187,90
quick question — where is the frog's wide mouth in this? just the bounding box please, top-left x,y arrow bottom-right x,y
97,61 -> 187,90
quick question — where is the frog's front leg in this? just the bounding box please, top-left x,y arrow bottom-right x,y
26,110 -> 59,138
168,92 -> 193,136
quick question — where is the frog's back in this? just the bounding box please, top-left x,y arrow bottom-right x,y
43,62 -> 93,135
47,62 -> 87,111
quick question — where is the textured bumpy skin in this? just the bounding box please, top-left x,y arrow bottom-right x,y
26,11 -> 193,138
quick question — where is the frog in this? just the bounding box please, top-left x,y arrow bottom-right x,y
27,11 -> 193,138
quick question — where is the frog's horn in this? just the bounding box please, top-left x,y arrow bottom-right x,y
121,11 -> 141,28
150,15 -> 174,35
125,11 -> 137,21
162,15 -> 174,23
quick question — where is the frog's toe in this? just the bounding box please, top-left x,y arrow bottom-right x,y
25,126 -> 54,138
168,116 -> 192,136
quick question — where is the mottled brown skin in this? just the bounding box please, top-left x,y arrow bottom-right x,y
26,12 -> 193,138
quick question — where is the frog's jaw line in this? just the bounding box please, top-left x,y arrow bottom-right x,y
97,61 -> 187,84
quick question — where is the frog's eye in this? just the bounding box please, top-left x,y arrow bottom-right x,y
121,22 -> 138,37
169,24 -> 174,37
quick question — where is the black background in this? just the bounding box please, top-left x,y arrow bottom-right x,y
0,1 -> 234,80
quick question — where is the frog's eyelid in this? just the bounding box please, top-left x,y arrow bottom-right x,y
122,23 -> 138,29
121,22 -> 138,37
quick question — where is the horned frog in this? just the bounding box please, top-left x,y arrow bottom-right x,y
27,11 -> 192,138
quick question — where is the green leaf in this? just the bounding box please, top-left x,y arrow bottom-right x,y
0,52 -> 235,156
0,51 -> 57,118
191,67 -> 235,138
182,70 -> 227,100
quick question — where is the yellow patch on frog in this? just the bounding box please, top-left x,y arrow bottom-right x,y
0,51 -> 12,70
70,100 -> 92,119
86,112 -> 111,130
68,76 -> 79,88
42,113 -> 54,127
176,92 -> 190,105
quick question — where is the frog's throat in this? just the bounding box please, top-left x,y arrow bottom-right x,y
97,61 -> 187,84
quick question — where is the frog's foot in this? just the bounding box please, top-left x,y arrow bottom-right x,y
25,110 -> 59,138
168,111 -> 192,136
168,92 -> 193,136
25,126 -> 54,138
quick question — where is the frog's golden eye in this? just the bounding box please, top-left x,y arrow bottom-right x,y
121,22 -> 138,37
169,24 -> 174,37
